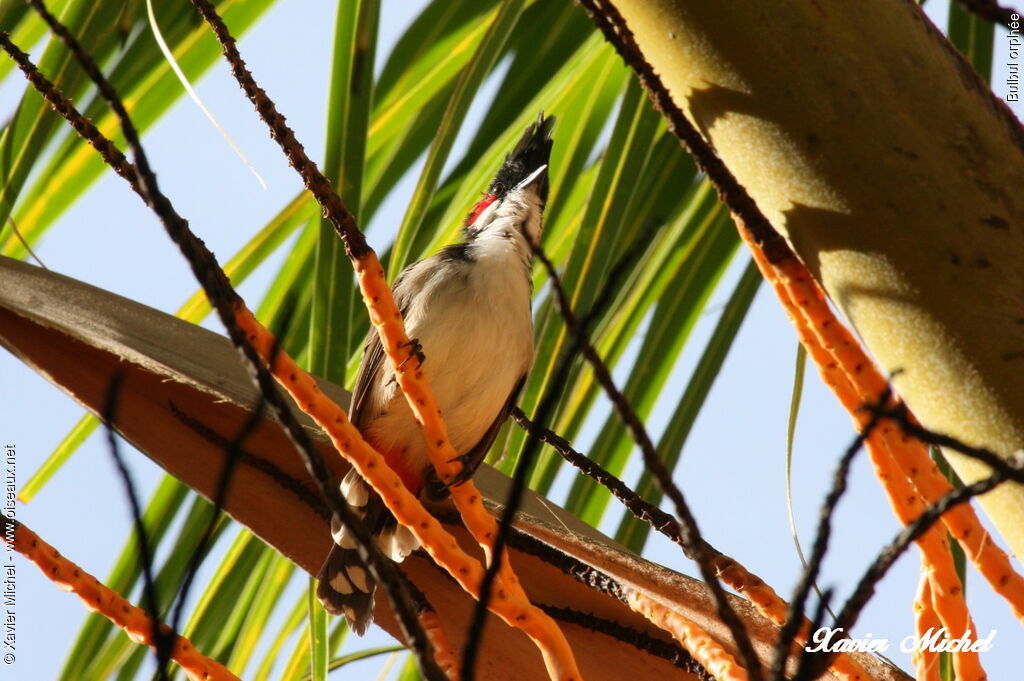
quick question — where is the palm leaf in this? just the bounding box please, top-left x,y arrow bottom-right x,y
6,1 -> 1004,678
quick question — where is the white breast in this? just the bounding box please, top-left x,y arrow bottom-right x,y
363,232 -> 534,471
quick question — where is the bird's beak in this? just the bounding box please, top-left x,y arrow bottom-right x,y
514,164 -> 548,192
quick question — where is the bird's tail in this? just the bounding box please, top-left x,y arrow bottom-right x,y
316,467 -> 420,634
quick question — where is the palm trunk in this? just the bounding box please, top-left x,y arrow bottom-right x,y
605,0 -> 1024,558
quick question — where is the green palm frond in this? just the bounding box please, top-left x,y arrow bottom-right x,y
4,1 -> 1014,680
0,1 -> 772,677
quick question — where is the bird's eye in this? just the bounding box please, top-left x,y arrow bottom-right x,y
492,182 -> 506,196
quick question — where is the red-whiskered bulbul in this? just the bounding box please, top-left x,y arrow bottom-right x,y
316,114 -> 554,633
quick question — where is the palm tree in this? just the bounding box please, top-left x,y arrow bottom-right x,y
0,0 -> 1020,679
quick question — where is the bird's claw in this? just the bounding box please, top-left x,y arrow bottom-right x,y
399,338 -> 425,370
445,454 -> 475,489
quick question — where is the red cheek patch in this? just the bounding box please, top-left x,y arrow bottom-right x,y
466,193 -> 497,226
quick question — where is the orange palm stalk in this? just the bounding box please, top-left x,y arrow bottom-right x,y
2,515 -> 239,681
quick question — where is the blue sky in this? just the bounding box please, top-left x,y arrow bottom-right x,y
1,1 -> 1022,679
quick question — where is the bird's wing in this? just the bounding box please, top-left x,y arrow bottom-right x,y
347,330 -> 384,429
348,263 -> 420,429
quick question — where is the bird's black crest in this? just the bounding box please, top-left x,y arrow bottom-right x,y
490,112 -> 555,203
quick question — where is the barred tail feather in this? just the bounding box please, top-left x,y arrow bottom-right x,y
316,544 -> 375,634
316,468 -> 421,634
